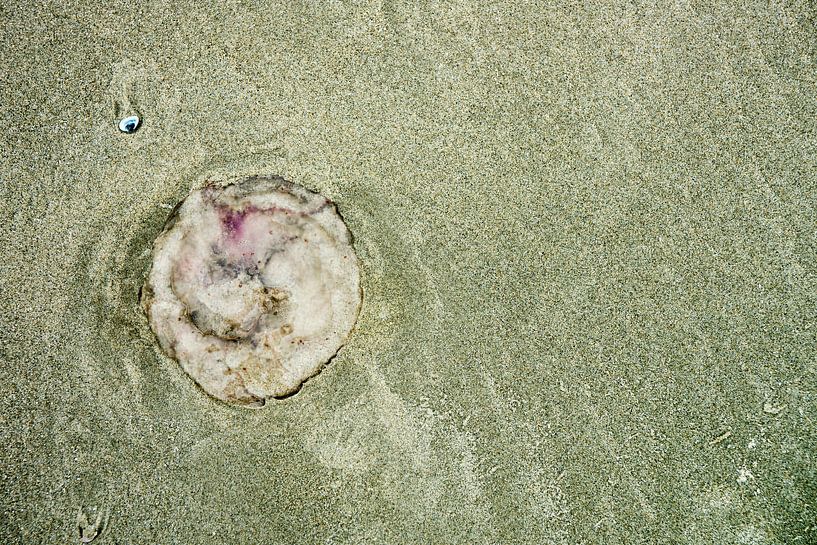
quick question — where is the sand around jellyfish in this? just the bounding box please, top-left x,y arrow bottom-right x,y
141,176 -> 361,407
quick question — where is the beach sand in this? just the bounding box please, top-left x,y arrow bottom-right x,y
1,1 -> 815,543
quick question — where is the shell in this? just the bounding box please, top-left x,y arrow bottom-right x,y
117,115 -> 140,134
141,176 -> 361,407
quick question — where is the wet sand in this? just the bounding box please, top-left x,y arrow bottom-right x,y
1,1 -> 815,543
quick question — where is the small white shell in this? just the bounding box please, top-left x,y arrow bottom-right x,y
117,115 -> 141,134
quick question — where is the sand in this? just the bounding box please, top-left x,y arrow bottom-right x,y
1,1 -> 815,543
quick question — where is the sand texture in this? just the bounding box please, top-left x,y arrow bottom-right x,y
1,1 -> 816,543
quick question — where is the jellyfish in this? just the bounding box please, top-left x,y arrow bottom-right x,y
141,176 -> 361,407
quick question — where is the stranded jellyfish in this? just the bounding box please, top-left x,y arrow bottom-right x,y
141,176 -> 361,407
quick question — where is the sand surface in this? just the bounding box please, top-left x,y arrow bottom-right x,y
1,1 -> 816,543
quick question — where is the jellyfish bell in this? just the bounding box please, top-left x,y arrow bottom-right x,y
141,176 -> 361,407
